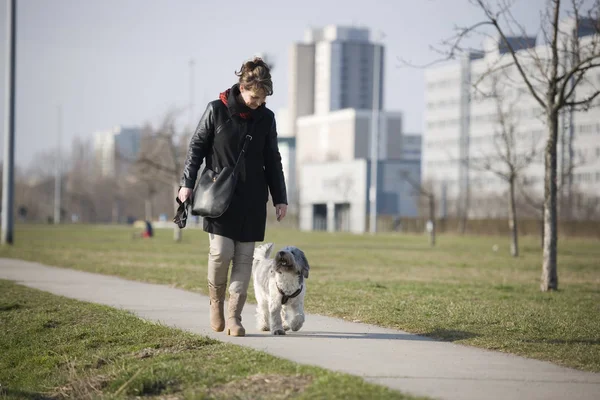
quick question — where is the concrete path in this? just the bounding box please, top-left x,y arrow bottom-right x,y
1,258 -> 598,400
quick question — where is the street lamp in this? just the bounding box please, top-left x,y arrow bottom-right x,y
189,58 -> 195,133
54,105 -> 62,224
2,0 -> 17,245
369,31 -> 385,234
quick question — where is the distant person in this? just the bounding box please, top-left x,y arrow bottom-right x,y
132,220 -> 153,239
393,216 -> 402,232
142,220 -> 153,238
177,57 -> 288,337
18,206 -> 27,222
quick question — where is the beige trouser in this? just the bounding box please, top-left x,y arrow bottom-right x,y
208,233 -> 255,296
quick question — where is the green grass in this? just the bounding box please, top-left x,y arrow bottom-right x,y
1,224 -> 599,372
0,279 -> 422,399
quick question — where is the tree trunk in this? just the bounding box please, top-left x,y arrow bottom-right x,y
541,110 -> 559,291
112,198 -> 120,224
173,183 -> 182,242
429,194 -> 436,247
458,196 -> 468,234
539,214 -> 544,249
458,213 -> 467,235
145,198 -> 153,221
508,176 -> 519,257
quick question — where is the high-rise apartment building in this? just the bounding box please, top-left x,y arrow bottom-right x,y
288,25 -> 384,135
94,126 -> 141,178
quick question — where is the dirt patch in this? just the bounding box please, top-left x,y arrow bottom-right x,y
0,302 -> 21,312
43,319 -> 60,329
134,345 -> 193,359
134,340 -> 213,359
51,373 -> 111,399
207,373 -> 313,399
46,359 -> 112,399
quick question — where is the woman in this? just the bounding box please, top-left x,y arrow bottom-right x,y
177,57 -> 288,337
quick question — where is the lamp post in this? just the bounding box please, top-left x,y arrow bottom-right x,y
369,31 -> 384,234
2,0 -> 17,245
54,105 -> 62,224
189,58 -> 195,133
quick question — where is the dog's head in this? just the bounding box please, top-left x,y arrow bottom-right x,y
274,246 -> 310,279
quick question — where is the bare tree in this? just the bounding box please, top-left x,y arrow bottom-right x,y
256,52 -> 276,71
470,77 -> 542,257
571,189 -> 600,219
132,109 -> 188,241
411,0 -> 600,291
65,137 -> 98,223
125,124 -> 161,221
400,172 -> 436,247
19,149 -> 69,222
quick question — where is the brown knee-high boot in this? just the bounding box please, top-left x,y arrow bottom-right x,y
227,293 -> 247,336
208,283 -> 226,332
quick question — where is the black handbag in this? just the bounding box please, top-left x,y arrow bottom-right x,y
190,133 -> 253,218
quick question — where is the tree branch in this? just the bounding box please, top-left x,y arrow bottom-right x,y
473,0 -> 548,109
549,0 -> 562,91
135,157 -> 178,176
397,20 -> 494,69
517,177 -> 544,214
471,155 -> 511,180
400,171 -> 433,198
558,60 -> 600,107
564,90 -> 600,108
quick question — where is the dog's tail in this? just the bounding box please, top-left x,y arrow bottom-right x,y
254,242 -> 274,260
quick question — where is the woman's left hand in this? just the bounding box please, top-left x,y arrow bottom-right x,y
275,204 -> 287,221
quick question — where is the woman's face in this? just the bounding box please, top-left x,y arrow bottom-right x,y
240,86 -> 266,109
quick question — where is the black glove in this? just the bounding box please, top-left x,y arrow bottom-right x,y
173,197 -> 190,229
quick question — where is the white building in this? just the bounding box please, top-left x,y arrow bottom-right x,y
296,109 -> 403,165
423,18 -> 600,218
299,159 -> 420,233
94,126 -> 142,178
296,109 -> 421,233
277,136 -> 297,212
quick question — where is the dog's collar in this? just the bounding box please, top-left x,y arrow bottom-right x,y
277,285 -> 302,305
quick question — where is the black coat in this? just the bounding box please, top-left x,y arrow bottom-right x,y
180,84 -> 287,242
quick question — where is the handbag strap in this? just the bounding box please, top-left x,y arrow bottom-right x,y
232,134 -> 253,176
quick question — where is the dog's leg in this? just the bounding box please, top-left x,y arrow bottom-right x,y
290,313 -> 305,332
268,299 -> 285,335
255,299 -> 269,331
287,300 -> 305,332
282,305 -> 290,331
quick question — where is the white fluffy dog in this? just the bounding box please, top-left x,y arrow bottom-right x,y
252,243 -> 310,335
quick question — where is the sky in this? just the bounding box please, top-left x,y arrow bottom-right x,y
0,0 -> 552,169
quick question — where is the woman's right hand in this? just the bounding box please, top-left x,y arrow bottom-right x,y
178,187 -> 193,203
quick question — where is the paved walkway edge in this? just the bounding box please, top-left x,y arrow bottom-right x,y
1,258 -> 599,400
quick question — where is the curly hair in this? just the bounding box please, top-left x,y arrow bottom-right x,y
235,57 -> 273,96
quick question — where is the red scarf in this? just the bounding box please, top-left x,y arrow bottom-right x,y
219,89 -> 252,119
